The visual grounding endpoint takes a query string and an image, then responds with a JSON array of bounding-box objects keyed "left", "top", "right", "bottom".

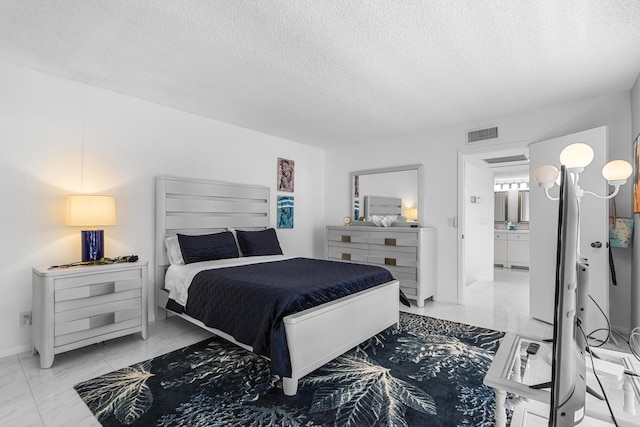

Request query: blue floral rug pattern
[{"left": 74, "top": 313, "right": 504, "bottom": 426}]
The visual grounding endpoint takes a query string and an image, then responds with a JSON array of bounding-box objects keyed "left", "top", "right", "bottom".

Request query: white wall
[
  {"left": 325, "top": 92, "right": 633, "bottom": 309},
  {"left": 0, "top": 61, "right": 325, "bottom": 357}
]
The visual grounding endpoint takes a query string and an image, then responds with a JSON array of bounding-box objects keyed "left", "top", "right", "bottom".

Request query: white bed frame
[{"left": 155, "top": 176, "right": 399, "bottom": 395}]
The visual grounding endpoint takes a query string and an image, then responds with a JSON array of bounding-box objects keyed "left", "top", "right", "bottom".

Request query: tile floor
[{"left": 0, "top": 267, "right": 626, "bottom": 426}]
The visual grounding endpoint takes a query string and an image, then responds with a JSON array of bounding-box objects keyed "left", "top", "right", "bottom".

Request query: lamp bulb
[
  {"left": 533, "top": 165, "right": 559, "bottom": 189},
  {"left": 559, "top": 143, "right": 594, "bottom": 169},
  {"left": 602, "top": 160, "right": 632, "bottom": 182}
]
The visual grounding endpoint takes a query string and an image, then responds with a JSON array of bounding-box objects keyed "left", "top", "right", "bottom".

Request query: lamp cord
[{"left": 579, "top": 324, "right": 620, "bottom": 427}]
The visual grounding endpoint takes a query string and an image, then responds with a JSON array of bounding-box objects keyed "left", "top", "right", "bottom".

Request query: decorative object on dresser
[
  {"left": 66, "top": 194, "right": 117, "bottom": 261},
  {"left": 32, "top": 261, "right": 148, "bottom": 369},
  {"left": 327, "top": 225, "right": 436, "bottom": 307}
]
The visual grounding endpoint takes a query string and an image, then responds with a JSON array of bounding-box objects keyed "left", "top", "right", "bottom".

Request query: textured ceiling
[{"left": 1, "top": 1, "right": 640, "bottom": 149}]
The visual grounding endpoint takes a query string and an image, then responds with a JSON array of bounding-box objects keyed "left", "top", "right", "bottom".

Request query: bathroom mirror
[
  {"left": 351, "top": 164, "right": 422, "bottom": 225},
  {"left": 494, "top": 192, "right": 508, "bottom": 223},
  {"left": 518, "top": 190, "right": 530, "bottom": 223}
]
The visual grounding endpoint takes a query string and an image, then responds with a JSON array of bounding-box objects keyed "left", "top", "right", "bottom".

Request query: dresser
[
  {"left": 32, "top": 261, "right": 148, "bottom": 368},
  {"left": 494, "top": 231, "right": 529, "bottom": 268},
  {"left": 326, "top": 226, "right": 436, "bottom": 307}
]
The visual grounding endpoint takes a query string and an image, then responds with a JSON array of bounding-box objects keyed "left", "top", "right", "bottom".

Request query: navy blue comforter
[{"left": 182, "top": 257, "right": 394, "bottom": 377}]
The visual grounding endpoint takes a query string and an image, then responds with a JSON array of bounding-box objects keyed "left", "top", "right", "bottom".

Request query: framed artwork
[
  {"left": 277, "top": 158, "right": 295, "bottom": 192},
  {"left": 277, "top": 195, "right": 294, "bottom": 229},
  {"left": 634, "top": 133, "right": 639, "bottom": 213}
]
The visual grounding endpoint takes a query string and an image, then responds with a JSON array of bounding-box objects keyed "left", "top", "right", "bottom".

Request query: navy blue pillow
[
  {"left": 177, "top": 232, "right": 239, "bottom": 264},
  {"left": 236, "top": 228, "right": 283, "bottom": 256}
]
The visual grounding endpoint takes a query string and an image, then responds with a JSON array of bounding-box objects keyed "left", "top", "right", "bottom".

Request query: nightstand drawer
[
  {"left": 54, "top": 269, "right": 142, "bottom": 292},
  {"left": 54, "top": 288, "right": 141, "bottom": 314},
  {"left": 55, "top": 317, "right": 142, "bottom": 347},
  {"left": 55, "top": 307, "right": 142, "bottom": 336},
  {"left": 55, "top": 293, "right": 141, "bottom": 323},
  {"left": 55, "top": 278, "right": 141, "bottom": 302}
]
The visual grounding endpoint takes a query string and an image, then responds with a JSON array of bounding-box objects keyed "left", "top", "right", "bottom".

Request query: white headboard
[{"left": 155, "top": 176, "right": 270, "bottom": 314}]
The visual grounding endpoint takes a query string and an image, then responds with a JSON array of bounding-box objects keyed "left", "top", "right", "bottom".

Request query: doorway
[{"left": 457, "top": 142, "right": 531, "bottom": 309}]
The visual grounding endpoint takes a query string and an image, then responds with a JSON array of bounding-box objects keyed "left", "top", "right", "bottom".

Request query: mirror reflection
[
  {"left": 352, "top": 165, "right": 421, "bottom": 225},
  {"left": 494, "top": 192, "right": 508, "bottom": 223}
]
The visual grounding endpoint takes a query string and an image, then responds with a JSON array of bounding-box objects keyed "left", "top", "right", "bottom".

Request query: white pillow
[
  {"left": 165, "top": 235, "right": 185, "bottom": 265},
  {"left": 226, "top": 227, "right": 244, "bottom": 257}
]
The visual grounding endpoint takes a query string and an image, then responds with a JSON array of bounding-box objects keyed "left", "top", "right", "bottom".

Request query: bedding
[
  {"left": 166, "top": 257, "right": 394, "bottom": 377},
  {"left": 236, "top": 228, "right": 283, "bottom": 256},
  {"left": 177, "top": 231, "right": 239, "bottom": 263}
]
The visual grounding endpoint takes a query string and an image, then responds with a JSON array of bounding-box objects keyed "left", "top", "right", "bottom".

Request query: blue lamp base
[{"left": 81, "top": 230, "right": 104, "bottom": 262}]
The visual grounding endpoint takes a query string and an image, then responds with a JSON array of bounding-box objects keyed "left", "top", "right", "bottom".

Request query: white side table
[
  {"left": 32, "top": 261, "right": 148, "bottom": 368},
  {"left": 484, "top": 333, "right": 640, "bottom": 427}
]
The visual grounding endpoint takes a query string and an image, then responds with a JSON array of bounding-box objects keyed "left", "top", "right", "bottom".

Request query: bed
[{"left": 155, "top": 176, "right": 400, "bottom": 396}]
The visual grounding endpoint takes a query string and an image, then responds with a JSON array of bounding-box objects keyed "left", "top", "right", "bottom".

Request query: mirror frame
[
  {"left": 351, "top": 164, "right": 423, "bottom": 226},
  {"left": 494, "top": 191, "right": 508, "bottom": 223},
  {"left": 518, "top": 190, "right": 530, "bottom": 223}
]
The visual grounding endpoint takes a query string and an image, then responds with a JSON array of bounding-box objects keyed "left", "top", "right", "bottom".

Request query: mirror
[
  {"left": 351, "top": 164, "right": 422, "bottom": 225},
  {"left": 494, "top": 192, "right": 508, "bottom": 222},
  {"left": 518, "top": 190, "right": 530, "bottom": 223}
]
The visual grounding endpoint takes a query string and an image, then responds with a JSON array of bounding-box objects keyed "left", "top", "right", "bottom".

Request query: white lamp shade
[
  {"left": 602, "top": 160, "right": 633, "bottom": 182},
  {"left": 559, "top": 143, "right": 594, "bottom": 169},
  {"left": 533, "top": 165, "right": 559, "bottom": 188},
  {"left": 66, "top": 195, "right": 116, "bottom": 227},
  {"left": 407, "top": 208, "right": 418, "bottom": 221}
]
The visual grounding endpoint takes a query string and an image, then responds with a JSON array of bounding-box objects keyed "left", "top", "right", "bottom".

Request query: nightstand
[{"left": 32, "top": 261, "right": 148, "bottom": 368}]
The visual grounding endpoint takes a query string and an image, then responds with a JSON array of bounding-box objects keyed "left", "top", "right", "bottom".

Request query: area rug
[{"left": 74, "top": 313, "right": 505, "bottom": 426}]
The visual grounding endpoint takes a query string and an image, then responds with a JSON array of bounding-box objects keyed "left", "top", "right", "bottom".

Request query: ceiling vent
[
  {"left": 482, "top": 154, "right": 529, "bottom": 164},
  {"left": 466, "top": 126, "right": 499, "bottom": 144}
]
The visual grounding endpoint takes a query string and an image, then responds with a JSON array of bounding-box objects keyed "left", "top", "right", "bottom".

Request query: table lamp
[{"left": 66, "top": 195, "right": 116, "bottom": 261}]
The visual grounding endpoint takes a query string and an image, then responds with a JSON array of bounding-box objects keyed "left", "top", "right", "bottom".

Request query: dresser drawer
[
  {"left": 400, "top": 284, "right": 419, "bottom": 298},
  {"left": 327, "top": 229, "right": 368, "bottom": 245},
  {"left": 368, "top": 250, "right": 418, "bottom": 268},
  {"left": 381, "top": 265, "right": 417, "bottom": 282},
  {"left": 367, "top": 233, "right": 419, "bottom": 248},
  {"left": 327, "top": 246, "right": 368, "bottom": 263}
]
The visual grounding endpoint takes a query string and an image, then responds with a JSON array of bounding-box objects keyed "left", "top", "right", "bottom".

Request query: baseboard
[{"left": 0, "top": 343, "right": 32, "bottom": 359}]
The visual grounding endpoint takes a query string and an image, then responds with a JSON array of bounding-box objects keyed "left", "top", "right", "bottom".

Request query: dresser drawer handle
[
  {"left": 89, "top": 313, "right": 115, "bottom": 329},
  {"left": 384, "top": 238, "right": 397, "bottom": 246},
  {"left": 384, "top": 258, "right": 397, "bottom": 266},
  {"left": 342, "top": 253, "right": 352, "bottom": 261},
  {"left": 341, "top": 236, "right": 352, "bottom": 243}
]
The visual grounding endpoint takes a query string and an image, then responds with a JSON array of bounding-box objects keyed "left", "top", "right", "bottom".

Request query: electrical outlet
[{"left": 20, "top": 311, "right": 32, "bottom": 327}]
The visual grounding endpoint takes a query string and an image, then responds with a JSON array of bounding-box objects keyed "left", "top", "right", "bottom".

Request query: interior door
[{"left": 529, "top": 126, "right": 609, "bottom": 336}]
